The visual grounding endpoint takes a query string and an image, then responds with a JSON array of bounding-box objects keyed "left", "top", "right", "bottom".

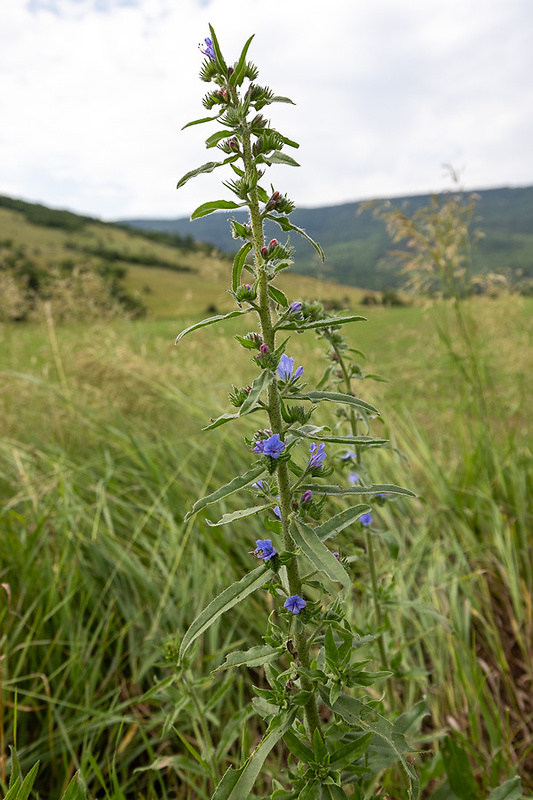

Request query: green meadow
[{"left": 1, "top": 284, "right": 532, "bottom": 796}]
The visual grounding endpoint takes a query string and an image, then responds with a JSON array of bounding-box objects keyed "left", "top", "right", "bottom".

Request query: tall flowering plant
[{"left": 174, "top": 27, "right": 420, "bottom": 799}]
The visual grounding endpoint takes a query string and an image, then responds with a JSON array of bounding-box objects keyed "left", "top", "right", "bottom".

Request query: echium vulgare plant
[{"left": 173, "top": 26, "right": 421, "bottom": 800}]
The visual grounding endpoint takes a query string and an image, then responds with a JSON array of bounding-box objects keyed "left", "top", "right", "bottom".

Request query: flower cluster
[{"left": 308, "top": 442, "right": 327, "bottom": 469}]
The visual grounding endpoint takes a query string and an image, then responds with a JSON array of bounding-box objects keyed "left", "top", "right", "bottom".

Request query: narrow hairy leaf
[
  {"left": 328, "top": 733, "right": 373, "bottom": 770},
  {"left": 232, "top": 242, "right": 253, "bottom": 291},
  {"left": 4, "top": 763, "right": 40, "bottom": 800},
  {"left": 239, "top": 369, "right": 273, "bottom": 415},
  {"left": 205, "top": 129, "right": 235, "bottom": 148},
  {"left": 290, "top": 391, "right": 379, "bottom": 416},
  {"left": 206, "top": 503, "right": 273, "bottom": 527},
  {"left": 184, "top": 464, "right": 266, "bottom": 521},
  {"left": 60, "top": 773, "right": 87, "bottom": 800},
  {"left": 179, "top": 564, "right": 272, "bottom": 659},
  {"left": 229, "top": 33, "right": 255, "bottom": 86},
  {"left": 278, "top": 314, "right": 367, "bottom": 331},
  {"left": 268, "top": 285, "right": 289, "bottom": 307},
  {"left": 175, "top": 308, "right": 254, "bottom": 344},
  {"left": 299, "top": 483, "right": 416, "bottom": 498},
  {"left": 315, "top": 504, "right": 372, "bottom": 542},
  {"left": 191, "top": 200, "right": 243, "bottom": 220},
  {"left": 208, "top": 24, "right": 228, "bottom": 74},
  {"left": 283, "top": 729, "right": 314, "bottom": 763},
  {"left": 292, "top": 430, "right": 388, "bottom": 447},
  {"left": 265, "top": 152, "right": 300, "bottom": 167},
  {"left": 214, "top": 645, "right": 280, "bottom": 671},
  {"left": 182, "top": 115, "right": 221, "bottom": 129},
  {"left": 177, "top": 161, "right": 224, "bottom": 190},
  {"left": 291, "top": 520, "right": 351, "bottom": 589},
  {"left": 265, "top": 213, "right": 324, "bottom": 260},
  {"left": 202, "top": 406, "right": 263, "bottom": 431}
]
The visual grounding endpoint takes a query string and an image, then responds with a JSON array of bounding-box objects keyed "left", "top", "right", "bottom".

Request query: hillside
[
  {"left": 0, "top": 195, "right": 369, "bottom": 319},
  {"left": 122, "top": 185, "right": 533, "bottom": 291}
]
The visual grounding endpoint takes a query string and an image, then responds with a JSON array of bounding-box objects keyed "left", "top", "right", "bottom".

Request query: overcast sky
[{"left": 1, "top": 0, "right": 532, "bottom": 221}]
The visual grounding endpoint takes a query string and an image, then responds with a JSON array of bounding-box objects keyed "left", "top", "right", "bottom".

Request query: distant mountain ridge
[{"left": 121, "top": 185, "right": 533, "bottom": 291}]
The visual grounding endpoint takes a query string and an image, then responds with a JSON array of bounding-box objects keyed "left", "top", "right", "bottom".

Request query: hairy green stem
[{"left": 241, "top": 120, "right": 322, "bottom": 739}]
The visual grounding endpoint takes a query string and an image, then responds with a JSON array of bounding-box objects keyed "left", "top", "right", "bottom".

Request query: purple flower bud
[
  {"left": 252, "top": 440, "right": 265, "bottom": 454},
  {"left": 333, "top": 552, "right": 340, "bottom": 559},
  {"left": 273, "top": 505, "right": 281, "bottom": 518},
  {"left": 349, "top": 472, "right": 359, "bottom": 485},
  {"left": 284, "top": 595, "right": 307, "bottom": 614},
  {"left": 360, "top": 513, "right": 373, "bottom": 527},
  {"left": 301, "top": 490, "right": 313, "bottom": 504},
  {"left": 290, "top": 301, "right": 302, "bottom": 314},
  {"left": 261, "top": 246, "right": 268, "bottom": 259},
  {"left": 268, "top": 239, "right": 278, "bottom": 249},
  {"left": 260, "top": 343, "right": 269, "bottom": 355}
]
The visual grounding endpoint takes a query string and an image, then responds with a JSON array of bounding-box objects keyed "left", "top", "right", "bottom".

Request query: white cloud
[{"left": 0, "top": 0, "right": 532, "bottom": 219}]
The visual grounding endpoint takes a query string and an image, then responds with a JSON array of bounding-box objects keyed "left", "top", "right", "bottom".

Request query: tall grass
[{"left": 0, "top": 296, "right": 531, "bottom": 796}]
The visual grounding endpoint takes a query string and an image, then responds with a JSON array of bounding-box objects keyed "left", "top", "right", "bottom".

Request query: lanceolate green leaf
[
  {"left": 290, "top": 391, "right": 379, "bottom": 416},
  {"left": 179, "top": 564, "right": 272, "bottom": 660},
  {"left": 314, "top": 504, "right": 372, "bottom": 542},
  {"left": 291, "top": 520, "right": 351, "bottom": 589},
  {"left": 177, "top": 161, "right": 223, "bottom": 189},
  {"left": 214, "top": 644, "right": 280, "bottom": 671},
  {"left": 206, "top": 503, "right": 273, "bottom": 527},
  {"left": 264, "top": 152, "right": 300, "bottom": 167},
  {"left": 292, "top": 430, "right": 388, "bottom": 447},
  {"left": 328, "top": 733, "right": 373, "bottom": 770},
  {"left": 208, "top": 23, "right": 228, "bottom": 74},
  {"left": 202, "top": 406, "right": 263, "bottom": 431},
  {"left": 278, "top": 314, "right": 367, "bottom": 331},
  {"left": 239, "top": 369, "right": 273, "bottom": 415},
  {"left": 232, "top": 242, "right": 253, "bottom": 291},
  {"left": 229, "top": 33, "right": 255, "bottom": 86},
  {"left": 184, "top": 464, "right": 266, "bottom": 521},
  {"left": 268, "top": 284, "right": 289, "bottom": 307},
  {"left": 175, "top": 308, "right": 254, "bottom": 344},
  {"left": 176, "top": 155, "right": 238, "bottom": 190},
  {"left": 299, "top": 483, "right": 416, "bottom": 499},
  {"left": 205, "top": 129, "right": 235, "bottom": 148},
  {"left": 265, "top": 213, "right": 324, "bottom": 260},
  {"left": 210, "top": 712, "right": 296, "bottom": 800},
  {"left": 182, "top": 114, "right": 221, "bottom": 129},
  {"left": 191, "top": 200, "right": 243, "bottom": 220}
]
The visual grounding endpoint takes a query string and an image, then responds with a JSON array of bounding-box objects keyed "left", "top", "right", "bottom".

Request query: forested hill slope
[{"left": 121, "top": 185, "right": 533, "bottom": 290}]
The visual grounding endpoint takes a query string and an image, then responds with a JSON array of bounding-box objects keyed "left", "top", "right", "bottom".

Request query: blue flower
[
  {"left": 199, "top": 37, "right": 215, "bottom": 61},
  {"left": 308, "top": 442, "right": 326, "bottom": 468},
  {"left": 254, "top": 539, "right": 277, "bottom": 561},
  {"left": 341, "top": 450, "right": 357, "bottom": 461},
  {"left": 290, "top": 301, "right": 302, "bottom": 314},
  {"left": 277, "top": 354, "right": 304, "bottom": 382},
  {"left": 283, "top": 594, "right": 307, "bottom": 614},
  {"left": 360, "top": 513, "right": 373, "bottom": 527},
  {"left": 252, "top": 479, "right": 264, "bottom": 491},
  {"left": 262, "top": 433, "right": 285, "bottom": 459},
  {"left": 349, "top": 472, "right": 359, "bottom": 485},
  {"left": 273, "top": 497, "right": 281, "bottom": 518}
]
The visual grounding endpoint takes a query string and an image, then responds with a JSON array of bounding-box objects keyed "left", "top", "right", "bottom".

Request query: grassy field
[{"left": 0, "top": 287, "right": 532, "bottom": 798}]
